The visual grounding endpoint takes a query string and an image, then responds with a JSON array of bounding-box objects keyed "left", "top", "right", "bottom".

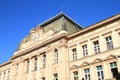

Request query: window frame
[
  {"left": 34, "top": 57, "right": 38, "bottom": 71},
  {"left": 84, "top": 68, "right": 90, "bottom": 80},
  {"left": 26, "top": 60, "right": 29, "bottom": 73},
  {"left": 93, "top": 40, "right": 100, "bottom": 54},
  {"left": 54, "top": 49, "right": 58, "bottom": 63},
  {"left": 72, "top": 48, "right": 77, "bottom": 60},
  {"left": 54, "top": 73, "right": 58, "bottom": 80},
  {"left": 110, "top": 62, "right": 118, "bottom": 77},
  {"left": 43, "top": 54, "right": 46, "bottom": 68},
  {"left": 82, "top": 45, "right": 88, "bottom": 57},
  {"left": 73, "top": 71, "right": 78, "bottom": 80},
  {"left": 96, "top": 65, "right": 104, "bottom": 80},
  {"left": 105, "top": 36, "right": 114, "bottom": 50}
]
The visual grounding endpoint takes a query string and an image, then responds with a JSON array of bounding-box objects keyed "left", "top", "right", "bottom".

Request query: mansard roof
[{"left": 39, "top": 12, "right": 83, "bottom": 29}]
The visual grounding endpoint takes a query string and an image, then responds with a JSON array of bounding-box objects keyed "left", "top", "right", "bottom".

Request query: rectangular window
[
  {"left": 73, "top": 71, "right": 78, "bottom": 80},
  {"left": 3, "top": 72, "right": 6, "bottom": 80},
  {"left": 84, "top": 68, "right": 90, "bottom": 80},
  {"left": 34, "top": 58, "right": 37, "bottom": 70},
  {"left": 43, "top": 54, "right": 46, "bottom": 68},
  {"left": 94, "top": 41, "right": 100, "bottom": 54},
  {"left": 54, "top": 49, "right": 58, "bottom": 63},
  {"left": 110, "top": 62, "right": 118, "bottom": 77},
  {"left": 42, "top": 77, "right": 45, "bottom": 80},
  {"left": 82, "top": 45, "right": 88, "bottom": 57},
  {"left": 72, "top": 48, "right": 77, "bottom": 60},
  {"left": 106, "top": 36, "right": 114, "bottom": 50},
  {"left": 27, "top": 60, "right": 29, "bottom": 73},
  {"left": 54, "top": 73, "right": 58, "bottom": 80},
  {"left": 16, "top": 63, "right": 19, "bottom": 74},
  {"left": 7, "top": 71, "right": 10, "bottom": 79},
  {"left": 0, "top": 74, "right": 1, "bottom": 80},
  {"left": 96, "top": 65, "right": 104, "bottom": 80}
]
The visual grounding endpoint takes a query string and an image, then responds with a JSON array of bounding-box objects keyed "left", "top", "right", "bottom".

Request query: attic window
[{"left": 33, "top": 35, "right": 38, "bottom": 41}]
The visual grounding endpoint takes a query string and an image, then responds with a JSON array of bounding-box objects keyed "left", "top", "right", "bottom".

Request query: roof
[{"left": 39, "top": 12, "right": 83, "bottom": 29}]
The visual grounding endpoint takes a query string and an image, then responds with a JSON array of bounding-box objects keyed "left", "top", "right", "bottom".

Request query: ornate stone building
[{"left": 0, "top": 13, "right": 120, "bottom": 80}]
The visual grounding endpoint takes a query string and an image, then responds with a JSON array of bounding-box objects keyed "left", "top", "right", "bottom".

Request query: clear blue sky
[{"left": 0, "top": 0, "right": 120, "bottom": 64}]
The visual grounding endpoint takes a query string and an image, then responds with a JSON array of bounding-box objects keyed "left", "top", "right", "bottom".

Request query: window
[
  {"left": 110, "top": 62, "right": 118, "bottom": 77},
  {"left": 73, "top": 71, "right": 78, "bottom": 80},
  {"left": 54, "top": 73, "right": 58, "bottom": 80},
  {"left": 43, "top": 54, "right": 46, "bottom": 68},
  {"left": 84, "top": 68, "right": 90, "bottom": 80},
  {"left": 16, "top": 63, "right": 19, "bottom": 74},
  {"left": 54, "top": 49, "right": 58, "bottom": 63},
  {"left": 94, "top": 41, "right": 100, "bottom": 54},
  {"left": 96, "top": 65, "right": 104, "bottom": 80},
  {"left": 42, "top": 77, "right": 45, "bottom": 80},
  {"left": 0, "top": 74, "right": 1, "bottom": 80},
  {"left": 72, "top": 48, "right": 77, "bottom": 60},
  {"left": 106, "top": 36, "right": 113, "bottom": 50},
  {"left": 3, "top": 72, "right": 6, "bottom": 80},
  {"left": 7, "top": 71, "right": 10, "bottom": 79},
  {"left": 27, "top": 60, "right": 29, "bottom": 73},
  {"left": 34, "top": 58, "right": 37, "bottom": 70},
  {"left": 33, "top": 35, "right": 38, "bottom": 41},
  {"left": 82, "top": 45, "right": 88, "bottom": 57}
]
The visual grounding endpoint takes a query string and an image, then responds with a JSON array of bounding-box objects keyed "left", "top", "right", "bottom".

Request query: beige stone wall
[
  {"left": 0, "top": 14, "right": 120, "bottom": 80},
  {"left": 69, "top": 20, "right": 120, "bottom": 80}
]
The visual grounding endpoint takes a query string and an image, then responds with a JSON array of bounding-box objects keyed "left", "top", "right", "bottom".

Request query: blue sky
[{"left": 0, "top": 0, "right": 120, "bottom": 64}]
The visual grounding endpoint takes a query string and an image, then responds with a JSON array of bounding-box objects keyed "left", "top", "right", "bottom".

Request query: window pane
[
  {"left": 82, "top": 45, "right": 88, "bottom": 57},
  {"left": 54, "top": 49, "right": 58, "bottom": 63},
  {"left": 73, "top": 71, "right": 78, "bottom": 80},
  {"left": 106, "top": 36, "right": 114, "bottom": 50},
  {"left": 94, "top": 40, "right": 100, "bottom": 54},
  {"left": 72, "top": 48, "right": 77, "bottom": 60}
]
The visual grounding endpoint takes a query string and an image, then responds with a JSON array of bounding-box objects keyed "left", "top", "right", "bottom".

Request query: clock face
[{"left": 33, "top": 35, "right": 38, "bottom": 41}]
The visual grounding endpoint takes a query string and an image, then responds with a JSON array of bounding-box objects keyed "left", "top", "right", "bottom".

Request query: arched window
[{"left": 54, "top": 49, "right": 58, "bottom": 63}]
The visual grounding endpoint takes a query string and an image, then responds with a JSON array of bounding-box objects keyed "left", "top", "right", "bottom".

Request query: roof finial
[{"left": 60, "top": 5, "right": 63, "bottom": 13}]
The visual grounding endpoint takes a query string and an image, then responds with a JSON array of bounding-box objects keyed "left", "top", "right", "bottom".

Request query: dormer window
[{"left": 33, "top": 35, "right": 38, "bottom": 41}]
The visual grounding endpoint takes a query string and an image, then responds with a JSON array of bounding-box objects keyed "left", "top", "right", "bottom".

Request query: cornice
[
  {"left": 11, "top": 33, "right": 69, "bottom": 60},
  {"left": 0, "top": 60, "right": 12, "bottom": 67},
  {"left": 69, "top": 14, "right": 120, "bottom": 39}
]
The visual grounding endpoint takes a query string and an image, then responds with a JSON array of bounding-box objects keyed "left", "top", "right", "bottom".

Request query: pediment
[
  {"left": 106, "top": 55, "right": 116, "bottom": 60},
  {"left": 93, "top": 58, "right": 103, "bottom": 63},
  {"left": 70, "top": 65, "right": 79, "bottom": 69},
  {"left": 81, "top": 62, "right": 90, "bottom": 67}
]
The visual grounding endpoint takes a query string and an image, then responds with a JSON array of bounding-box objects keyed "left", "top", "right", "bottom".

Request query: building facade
[{"left": 0, "top": 13, "right": 120, "bottom": 80}]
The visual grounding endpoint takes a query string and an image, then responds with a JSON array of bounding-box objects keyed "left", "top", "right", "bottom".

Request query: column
[
  {"left": 70, "top": 71, "right": 73, "bottom": 80},
  {"left": 112, "top": 30, "right": 120, "bottom": 48},
  {"left": 103, "top": 61, "right": 112, "bottom": 79},
  {"left": 79, "top": 68, "right": 83, "bottom": 80},
  {"left": 116, "top": 57, "right": 120, "bottom": 73}
]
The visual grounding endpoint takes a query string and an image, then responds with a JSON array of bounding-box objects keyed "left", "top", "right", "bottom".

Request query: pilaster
[
  {"left": 90, "top": 64, "right": 97, "bottom": 80},
  {"left": 112, "top": 30, "right": 120, "bottom": 48},
  {"left": 116, "top": 57, "right": 120, "bottom": 73},
  {"left": 99, "top": 35, "right": 107, "bottom": 52},
  {"left": 87, "top": 39, "right": 94, "bottom": 56},
  {"left": 103, "top": 61, "right": 112, "bottom": 79}
]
